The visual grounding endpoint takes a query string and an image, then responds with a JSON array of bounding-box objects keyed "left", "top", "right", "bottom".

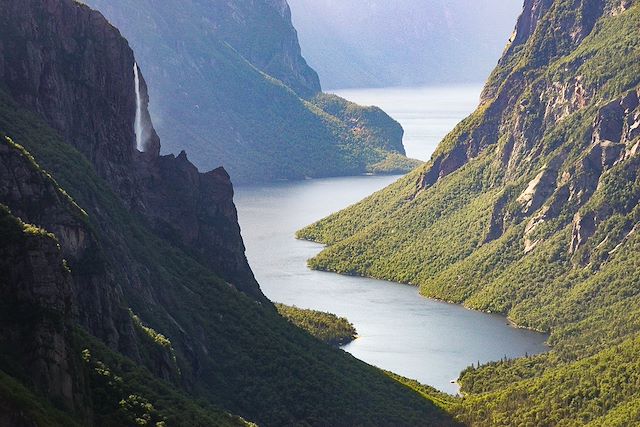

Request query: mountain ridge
[{"left": 299, "top": 0, "right": 640, "bottom": 423}]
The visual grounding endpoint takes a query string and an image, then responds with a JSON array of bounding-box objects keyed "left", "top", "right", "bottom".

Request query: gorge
[
  {"left": 1, "top": 0, "right": 638, "bottom": 425},
  {"left": 235, "top": 174, "right": 549, "bottom": 395},
  {"left": 0, "top": 0, "right": 455, "bottom": 424}
]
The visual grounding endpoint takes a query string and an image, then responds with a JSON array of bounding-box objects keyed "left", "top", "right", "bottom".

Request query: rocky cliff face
[
  {"left": 0, "top": 0, "right": 263, "bottom": 409},
  {"left": 81, "top": 0, "right": 415, "bottom": 182},
  {"left": 0, "top": 0, "right": 143, "bottom": 199},
  {"left": 0, "top": 0, "right": 262, "bottom": 300},
  {"left": 82, "top": 0, "right": 320, "bottom": 98},
  {"left": 0, "top": 1, "right": 456, "bottom": 425},
  {"left": 420, "top": 0, "right": 638, "bottom": 193},
  {"left": 0, "top": 135, "right": 148, "bottom": 368},
  {"left": 208, "top": 0, "right": 321, "bottom": 97},
  {"left": 0, "top": 203, "right": 78, "bottom": 412},
  {"left": 0, "top": 139, "right": 89, "bottom": 259},
  {"left": 147, "top": 151, "right": 261, "bottom": 295}
]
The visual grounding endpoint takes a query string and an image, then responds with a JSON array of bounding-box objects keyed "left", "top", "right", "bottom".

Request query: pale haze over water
[{"left": 334, "top": 84, "right": 483, "bottom": 161}]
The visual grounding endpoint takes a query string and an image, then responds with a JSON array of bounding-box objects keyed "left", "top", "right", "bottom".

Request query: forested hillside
[
  {"left": 299, "top": 0, "right": 640, "bottom": 423},
  {"left": 80, "top": 0, "right": 420, "bottom": 182}
]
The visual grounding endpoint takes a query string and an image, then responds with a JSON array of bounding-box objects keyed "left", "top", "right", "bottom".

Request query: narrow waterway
[{"left": 234, "top": 86, "right": 547, "bottom": 394}]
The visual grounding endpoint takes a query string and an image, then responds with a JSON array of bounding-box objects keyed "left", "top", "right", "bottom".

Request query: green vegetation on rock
[
  {"left": 299, "top": 1, "right": 640, "bottom": 424},
  {"left": 275, "top": 304, "right": 357, "bottom": 346}
]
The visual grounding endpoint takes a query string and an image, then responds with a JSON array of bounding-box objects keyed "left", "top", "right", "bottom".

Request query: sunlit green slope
[{"left": 299, "top": 1, "right": 640, "bottom": 423}]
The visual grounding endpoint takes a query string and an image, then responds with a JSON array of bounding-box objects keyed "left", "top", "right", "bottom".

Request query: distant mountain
[
  {"left": 80, "top": 0, "right": 420, "bottom": 183},
  {"left": 299, "top": 0, "right": 640, "bottom": 423},
  {"left": 288, "top": 0, "right": 523, "bottom": 89}
]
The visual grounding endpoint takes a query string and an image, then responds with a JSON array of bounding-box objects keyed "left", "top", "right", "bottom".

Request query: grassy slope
[
  {"left": 298, "top": 1, "right": 640, "bottom": 424},
  {"left": 0, "top": 88, "right": 455, "bottom": 425}
]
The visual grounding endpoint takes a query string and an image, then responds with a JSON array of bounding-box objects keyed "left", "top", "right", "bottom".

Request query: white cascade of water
[{"left": 133, "top": 62, "right": 144, "bottom": 151}]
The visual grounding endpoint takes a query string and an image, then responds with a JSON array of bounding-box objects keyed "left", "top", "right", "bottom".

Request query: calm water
[
  {"left": 236, "top": 86, "right": 546, "bottom": 394},
  {"left": 334, "top": 85, "right": 483, "bottom": 161},
  {"left": 235, "top": 176, "right": 547, "bottom": 395}
]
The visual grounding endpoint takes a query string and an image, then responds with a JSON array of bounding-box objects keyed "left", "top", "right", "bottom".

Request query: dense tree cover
[
  {"left": 299, "top": 1, "right": 640, "bottom": 424},
  {"left": 77, "top": 331, "right": 250, "bottom": 427},
  {"left": 275, "top": 304, "right": 357, "bottom": 346},
  {"left": 454, "top": 336, "right": 640, "bottom": 426},
  {"left": 0, "top": 87, "right": 455, "bottom": 424}
]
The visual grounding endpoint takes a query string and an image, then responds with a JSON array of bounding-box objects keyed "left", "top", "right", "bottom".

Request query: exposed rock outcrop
[
  {"left": 412, "top": 0, "right": 640, "bottom": 257},
  {"left": 0, "top": 205, "right": 78, "bottom": 411},
  {"left": 0, "top": 0, "right": 139, "bottom": 199},
  {"left": 516, "top": 163, "right": 559, "bottom": 216},
  {"left": 0, "top": 138, "right": 88, "bottom": 258},
  {"left": 0, "top": 0, "right": 263, "bottom": 301},
  {"left": 194, "top": 0, "right": 321, "bottom": 97},
  {"left": 0, "top": 136, "right": 134, "bottom": 357}
]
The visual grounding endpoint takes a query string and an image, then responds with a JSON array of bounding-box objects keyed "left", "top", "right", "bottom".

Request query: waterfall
[{"left": 133, "top": 62, "right": 144, "bottom": 151}]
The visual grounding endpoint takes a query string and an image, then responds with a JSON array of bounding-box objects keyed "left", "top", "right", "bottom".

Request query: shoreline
[{"left": 296, "top": 235, "right": 551, "bottom": 338}]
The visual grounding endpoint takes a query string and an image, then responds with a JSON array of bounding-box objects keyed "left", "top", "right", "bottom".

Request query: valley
[
  {"left": 1, "top": 0, "right": 638, "bottom": 425},
  {"left": 235, "top": 174, "right": 548, "bottom": 394}
]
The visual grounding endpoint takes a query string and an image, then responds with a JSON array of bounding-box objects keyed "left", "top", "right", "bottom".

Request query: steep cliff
[
  {"left": 0, "top": 0, "right": 454, "bottom": 424},
  {"left": 80, "top": 0, "right": 419, "bottom": 182},
  {"left": 0, "top": 0, "right": 262, "bottom": 300},
  {"left": 0, "top": 204, "right": 78, "bottom": 412},
  {"left": 299, "top": 0, "right": 640, "bottom": 424},
  {"left": 192, "top": 0, "right": 321, "bottom": 97}
]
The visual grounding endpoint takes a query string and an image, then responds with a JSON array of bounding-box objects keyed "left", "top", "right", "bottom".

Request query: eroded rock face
[
  {"left": 544, "top": 76, "right": 591, "bottom": 124},
  {"left": 0, "top": 139, "right": 87, "bottom": 259},
  {"left": 0, "top": 137, "right": 143, "bottom": 368},
  {"left": 516, "top": 165, "right": 558, "bottom": 216},
  {"left": 506, "top": 0, "right": 554, "bottom": 53},
  {"left": 0, "top": 0, "right": 139, "bottom": 200},
  {"left": 0, "top": 0, "right": 266, "bottom": 406},
  {"left": 0, "top": 206, "right": 77, "bottom": 411},
  {"left": 570, "top": 211, "right": 596, "bottom": 255},
  {"left": 198, "top": 0, "right": 322, "bottom": 98},
  {"left": 146, "top": 151, "right": 262, "bottom": 297},
  {"left": 412, "top": 1, "right": 640, "bottom": 256},
  {"left": 0, "top": 0, "right": 263, "bottom": 301}
]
